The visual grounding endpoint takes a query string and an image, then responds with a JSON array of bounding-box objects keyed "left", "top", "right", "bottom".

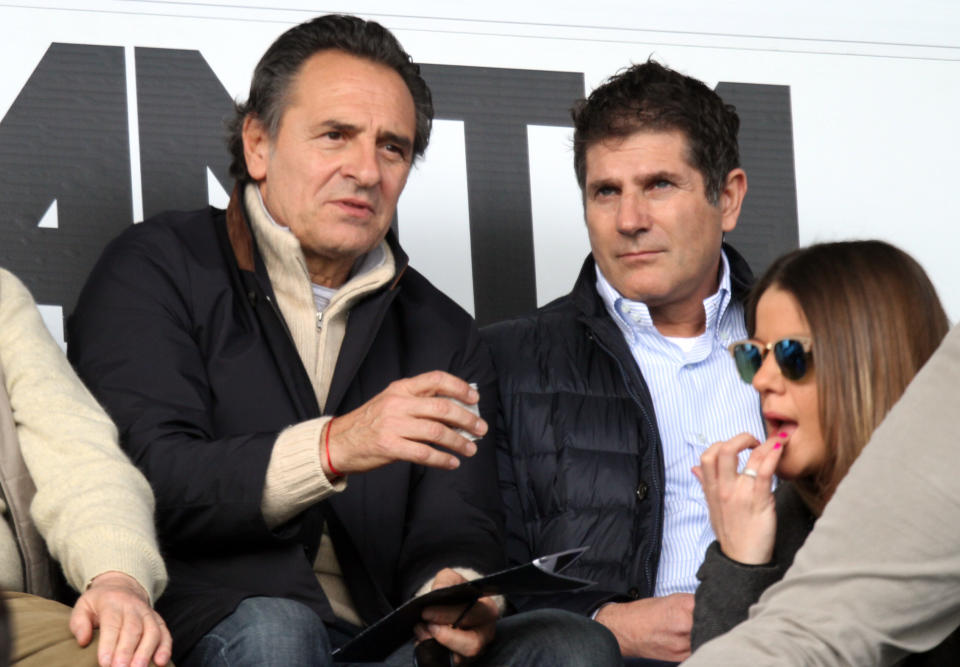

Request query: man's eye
[
  {"left": 323, "top": 131, "right": 343, "bottom": 141},
  {"left": 594, "top": 186, "right": 618, "bottom": 198},
  {"left": 384, "top": 144, "right": 406, "bottom": 158},
  {"left": 653, "top": 179, "right": 672, "bottom": 189}
]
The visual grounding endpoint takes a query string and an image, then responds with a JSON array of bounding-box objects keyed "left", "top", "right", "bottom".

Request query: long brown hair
[{"left": 747, "top": 240, "right": 950, "bottom": 512}]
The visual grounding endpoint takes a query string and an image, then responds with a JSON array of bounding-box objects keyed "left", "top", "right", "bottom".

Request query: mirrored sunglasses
[{"left": 728, "top": 337, "right": 813, "bottom": 383}]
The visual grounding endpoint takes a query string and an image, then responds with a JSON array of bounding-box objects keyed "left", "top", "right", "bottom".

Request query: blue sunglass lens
[
  {"left": 733, "top": 343, "right": 762, "bottom": 383},
  {"left": 774, "top": 339, "right": 808, "bottom": 380}
]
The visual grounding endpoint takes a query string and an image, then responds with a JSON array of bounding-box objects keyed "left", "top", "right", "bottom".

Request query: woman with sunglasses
[{"left": 689, "top": 240, "right": 954, "bottom": 661}]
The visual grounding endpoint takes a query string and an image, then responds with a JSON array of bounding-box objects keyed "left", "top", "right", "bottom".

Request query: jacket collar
[
  {"left": 723, "top": 242, "right": 754, "bottom": 303},
  {"left": 226, "top": 182, "right": 256, "bottom": 273}
]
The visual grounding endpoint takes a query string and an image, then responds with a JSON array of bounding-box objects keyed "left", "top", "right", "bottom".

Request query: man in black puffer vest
[{"left": 483, "top": 60, "right": 766, "bottom": 666}]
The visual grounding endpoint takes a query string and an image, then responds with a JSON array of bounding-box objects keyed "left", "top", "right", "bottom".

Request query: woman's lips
[{"left": 764, "top": 413, "right": 798, "bottom": 437}]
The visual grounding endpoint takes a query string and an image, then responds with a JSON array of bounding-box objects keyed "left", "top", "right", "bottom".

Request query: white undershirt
[
  {"left": 664, "top": 334, "right": 703, "bottom": 354},
  {"left": 311, "top": 283, "right": 336, "bottom": 314}
]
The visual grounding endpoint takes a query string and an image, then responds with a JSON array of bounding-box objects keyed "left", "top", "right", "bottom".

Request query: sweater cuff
[
  {"left": 261, "top": 417, "right": 346, "bottom": 528},
  {"left": 702, "top": 540, "right": 780, "bottom": 571},
  {"left": 73, "top": 528, "right": 168, "bottom": 604}
]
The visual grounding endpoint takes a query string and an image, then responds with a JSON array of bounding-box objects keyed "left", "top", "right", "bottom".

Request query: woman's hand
[{"left": 692, "top": 432, "right": 785, "bottom": 564}]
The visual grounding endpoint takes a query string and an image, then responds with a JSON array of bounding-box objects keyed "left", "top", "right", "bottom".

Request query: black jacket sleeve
[{"left": 68, "top": 223, "right": 280, "bottom": 553}]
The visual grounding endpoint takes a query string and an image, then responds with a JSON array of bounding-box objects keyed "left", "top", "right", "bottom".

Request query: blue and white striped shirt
[{"left": 595, "top": 251, "right": 765, "bottom": 596}]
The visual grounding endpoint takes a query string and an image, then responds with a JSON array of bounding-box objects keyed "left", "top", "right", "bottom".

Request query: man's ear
[
  {"left": 719, "top": 168, "right": 748, "bottom": 233},
  {"left": 242, "top": 115, "right": 270, "bottom": 181}
]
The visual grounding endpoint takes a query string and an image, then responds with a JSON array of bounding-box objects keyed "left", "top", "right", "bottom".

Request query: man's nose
[
  {"left": 342, "top": 141, "right": 381, "bottom": 187},
  {"left": 616, "top": 192, "right": 652, "bottom": 235}
]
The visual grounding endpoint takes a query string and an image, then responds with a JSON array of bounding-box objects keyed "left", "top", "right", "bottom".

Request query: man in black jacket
[
  {"left": 483, "top": 61, "right": 766, "bottom": 665},
  {"left": 68, "top": 14, "right": 619, "bottom": 667}
]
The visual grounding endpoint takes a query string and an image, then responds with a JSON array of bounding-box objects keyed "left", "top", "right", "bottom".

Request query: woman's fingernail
[
  {"left": 779, "top": 431, "right": 788, "bottom": 438},
  {"left": 774, "top": 442, "right": 782, "bottom": 449}
]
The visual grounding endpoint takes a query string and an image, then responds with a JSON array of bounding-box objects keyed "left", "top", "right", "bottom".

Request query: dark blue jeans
[{"left": 185, "top": 596, "right": 621, "bottom": 666}]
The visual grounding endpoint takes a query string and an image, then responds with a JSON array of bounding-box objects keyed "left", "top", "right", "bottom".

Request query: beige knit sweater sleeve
[
  {"left": 0, "top": 269, "right": 168, "bottom": 602},
  {"left": 261, "top": 417, "right": 343, "bottom": 527}
]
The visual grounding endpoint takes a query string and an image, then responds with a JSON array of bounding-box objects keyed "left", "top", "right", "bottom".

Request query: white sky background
[{"left": 2, "top": 0, "right": 958, "bottom": 322}]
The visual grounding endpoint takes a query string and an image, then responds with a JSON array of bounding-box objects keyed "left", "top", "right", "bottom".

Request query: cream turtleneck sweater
[{"left": 248, "top": 184, "right": 396, "bottom": 625}]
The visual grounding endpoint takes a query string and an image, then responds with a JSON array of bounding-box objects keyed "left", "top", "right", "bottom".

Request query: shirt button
[
  {"left": 628, "top": 587, "right": 640, "bottom": 599},
  {"left": 635, "top": 482, "right": 648, "bottom": 501}
]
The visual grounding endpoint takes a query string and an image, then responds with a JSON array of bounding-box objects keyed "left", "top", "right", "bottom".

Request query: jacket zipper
[
  {"left": 262, "top": 293, "right": 299, "bottom": 352},
  {"left": 589, "top": 330, "right": 665, "bottom": 596}
]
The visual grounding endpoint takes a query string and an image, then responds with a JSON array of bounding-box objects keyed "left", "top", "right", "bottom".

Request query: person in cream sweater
[{"left": 0, "top": 268, "right": 168, "bottom": 667}]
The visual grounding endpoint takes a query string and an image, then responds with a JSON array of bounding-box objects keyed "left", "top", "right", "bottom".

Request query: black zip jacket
[{"left": 67, "top": 189, "right": 504, "bottom": 662}]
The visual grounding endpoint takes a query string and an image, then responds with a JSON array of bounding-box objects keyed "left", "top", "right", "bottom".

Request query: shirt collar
[{"left": 595, "top": 250, "right": 734, "bottom": 343}]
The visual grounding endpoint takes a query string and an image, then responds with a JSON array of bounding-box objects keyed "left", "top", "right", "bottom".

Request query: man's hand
[
  {"left": 69, "top": 571, "right": 172, "bottom": 667},
  {"left": 323, "top": 371, "right": 486, "bottom": 476},
  {"left": 594, "top": 594, "right": 694, "bottom": 661},
  {"left": 414, "top": 568, "right": 499, "bottom": 664},
  {"left": 692, "top": 432, "right": 783, "bottom": 564}
]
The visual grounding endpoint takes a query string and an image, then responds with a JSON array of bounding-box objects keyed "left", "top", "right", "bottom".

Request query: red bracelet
[{"left": 325, "top": 417, "right": 343, "bottom": 478}]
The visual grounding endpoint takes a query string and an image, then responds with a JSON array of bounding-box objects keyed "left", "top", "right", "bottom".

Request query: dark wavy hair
[
  {"left": 572, "top": 59, "right": 740, "bottom": 204},
  {"left": 747, "top": 240, "right": 949, "bottom": 511},
  {"left": 226, "top": 14, "right": 434, "bottom": 182}
]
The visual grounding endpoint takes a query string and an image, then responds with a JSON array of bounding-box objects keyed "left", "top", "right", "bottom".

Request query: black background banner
[{"left": 0, "top": 43, "right": 798, "bottom": 329}]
